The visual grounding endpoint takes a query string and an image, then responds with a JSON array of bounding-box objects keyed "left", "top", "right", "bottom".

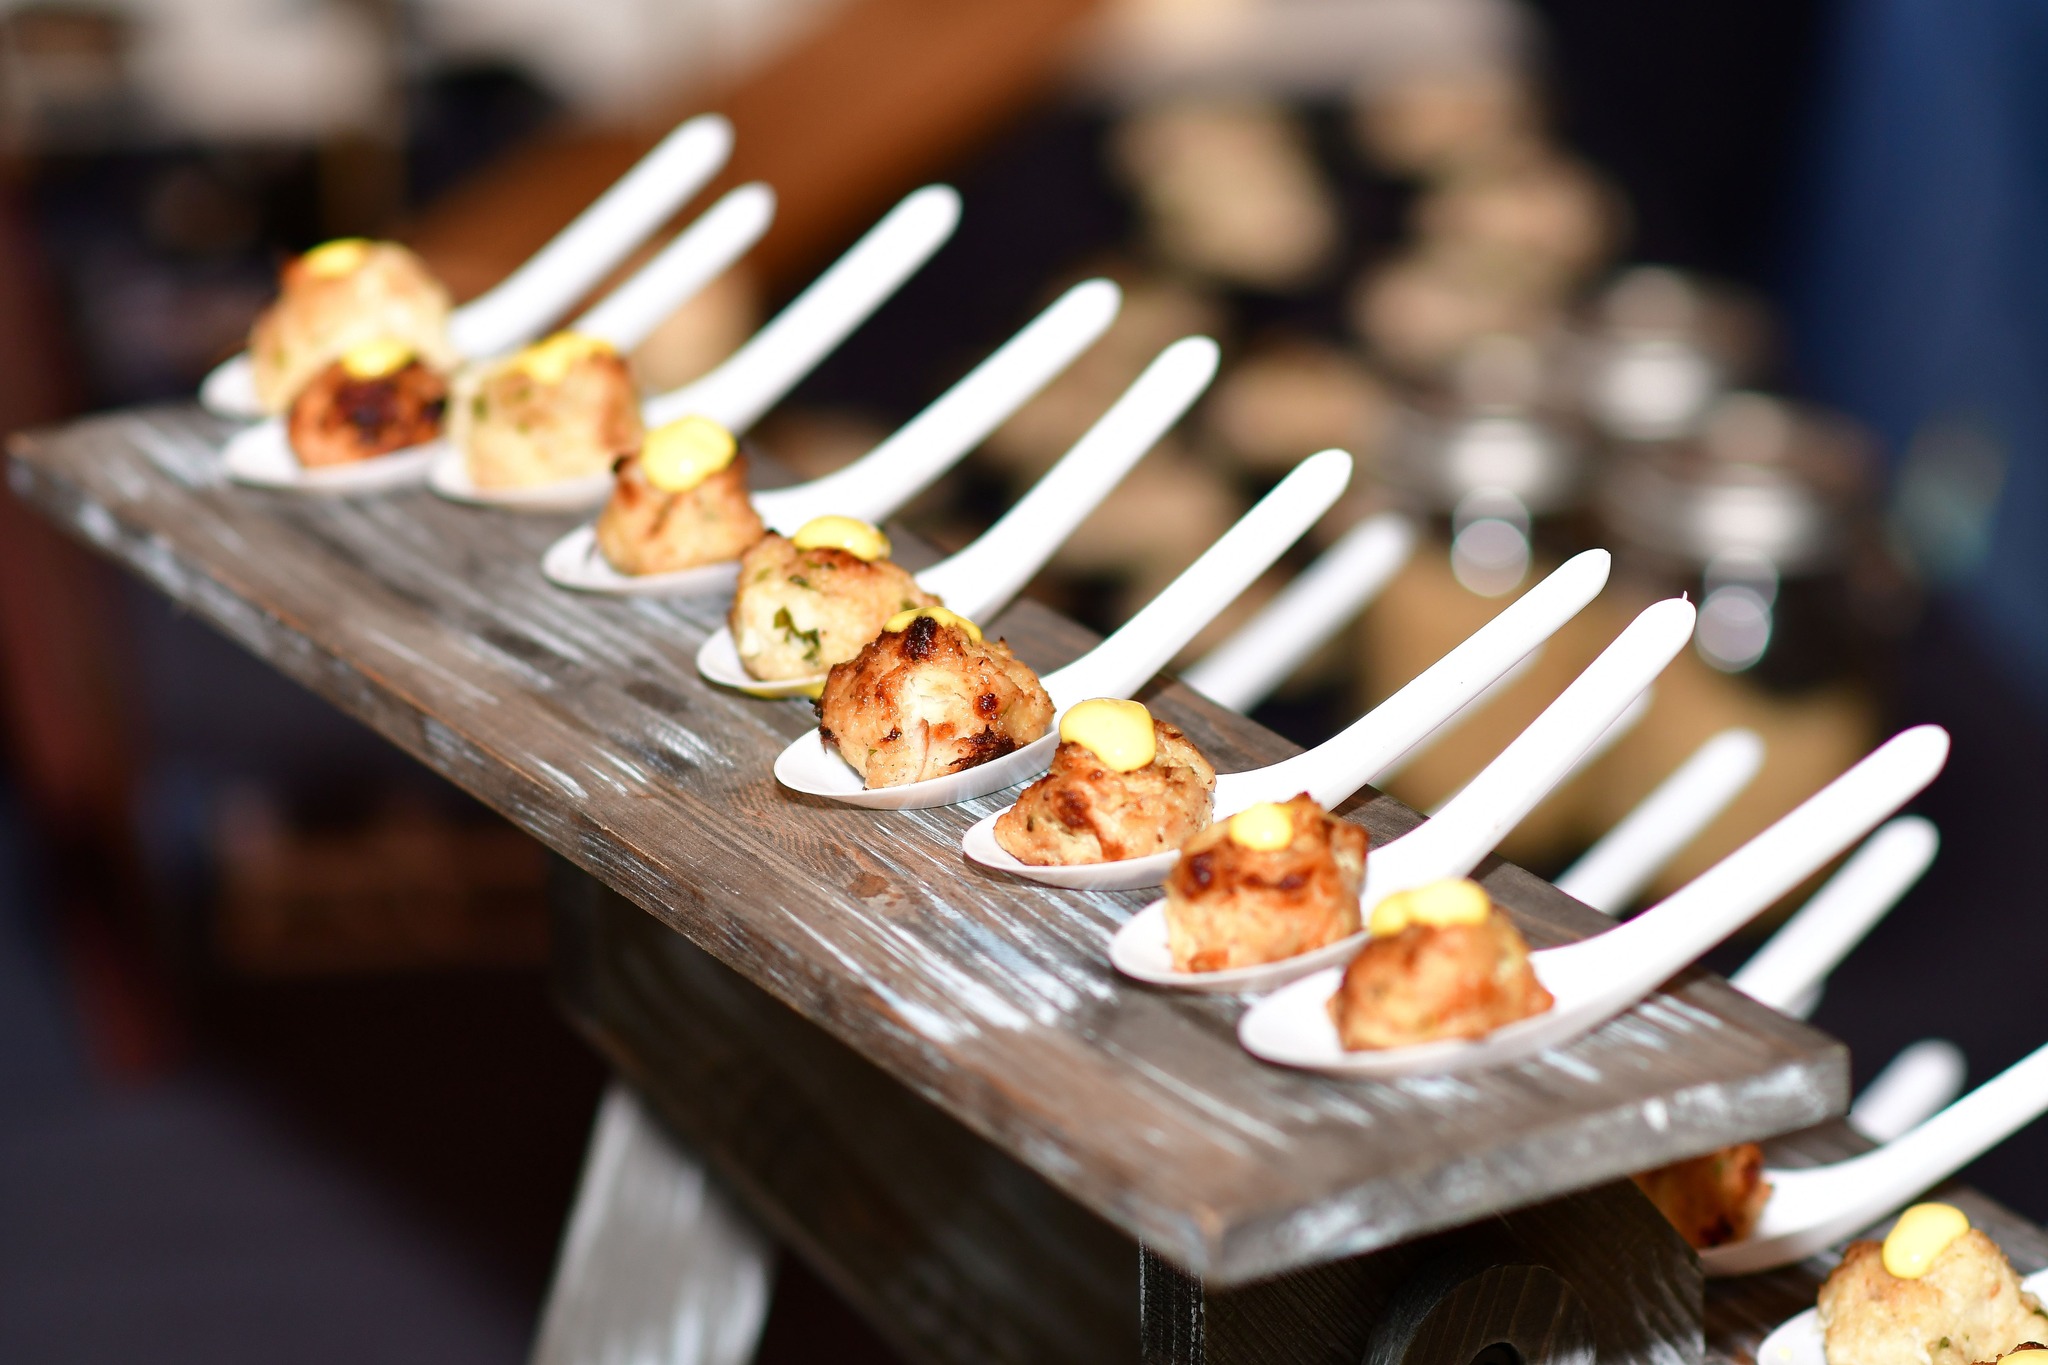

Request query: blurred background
[{"left": 2, "top": 0, "right": 2044, "bottom": 1359}]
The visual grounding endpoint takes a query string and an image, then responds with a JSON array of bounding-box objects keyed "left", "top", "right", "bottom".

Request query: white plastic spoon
[
  {"left": 224, "top": 182, "right": 776, "bottom": 495},
  {"left": 964, "top": 549, "right": 1613, "bottom": 893},
  {"left": 1757, "top": 1266, "right": 2048, "bottom": 1365},
  {"left": 1706, "top": 1020, "right": 2048, "bottom": 1276},
  {"left": 541, "top": 277, "right": 1121, "bottom": 597},
  {"left": 771, "top": 449, "right": 1355, "bottom": 811},
  {"left": 203, "top": 113, "right": 735, "bottom": 417},
  {"left": 1111, "top": 595, "right": 1693, "bottom": 992},
  {"left": 1555, "top": 728, "right": 1766, "bottom": 914},
  {"left": 1731, "top": 815, "right": 1938, "bottom": 1018},
  {"left": 696, "top": 336, "right": 1217, "bottom": 696},
  {"left": 1239, "top": 724, "right": 1950, "bottom": 1078},
  {"left": 1180, "top": 514, "right": 1416, "bottom": 712},
  {"left": 1851, "top": 1040, "right": 1968, "bottom": 1144},
  {"left": 433, "top": 185, "right": 962, "bottom": 511}
]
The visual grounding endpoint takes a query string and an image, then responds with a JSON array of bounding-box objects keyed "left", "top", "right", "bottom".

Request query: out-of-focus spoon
[
  {"left": 697, "top": 337, "right": 1216, "bottom": 696},
  {"left": 203, "top": 113, "right": 734, "bottom": 417},
  {"left": 770, "top": 450, "right": 1354, "bottom": 811}
]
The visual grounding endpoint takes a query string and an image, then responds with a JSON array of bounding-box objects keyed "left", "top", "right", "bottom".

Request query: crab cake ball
[
  {"left": 252, "top": 238, "right": 456, "bottom": 413},
  {"left": 596, "top": 416, "right": 765, "bottom": 575},
  {"left": 1819, "top": 1207, "right": 2048, "bottom": 1365},
  {"left": 1328, "top": 877, "right": 1553, "bottom": 1049},
  {"left": 995, "top": 698, "right": 1216, "bottom": 864},
  {"left": 728, "top": 517, "right": 937, "bottom": 680},
  {"left": 816, "top": 608, "right": 1054, "bottom": 788},
  {"left": 1630, "top": 1143, "right": 1771, "bottom": 1250},
  {"left": 449, "top": 331, "right": 644, "bottom": 489},
  {"left": 1163, "top": 796, "right": 1366, "bottom": 973},
  {"left": 286, "top": 340, "right": 449, "bottom": 468}
]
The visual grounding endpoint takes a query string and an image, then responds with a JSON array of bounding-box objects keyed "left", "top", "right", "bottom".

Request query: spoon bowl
[{"left": 1238, "top": 724, "right": 1951, "bottom": 1077}]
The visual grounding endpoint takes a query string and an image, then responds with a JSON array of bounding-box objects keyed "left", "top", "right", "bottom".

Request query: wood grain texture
[{"left": 9, "top": 405, "right": 1848, "bottom": 1284}]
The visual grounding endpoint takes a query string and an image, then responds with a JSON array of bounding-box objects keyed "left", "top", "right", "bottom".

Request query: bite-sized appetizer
[
  {"left": 815, "top": 607, "right": 1053, "bottom": 789},
  {"left": 594, "top": 416, "right": 765, "bottom": 575},
  {"left": 448, "top": 331, "right": 643, "bottom": 489},
  {"left": 728, "top": 517, "right": 936, "bottom": 680},
  {"left": 1630, "top": 1143, "right": 1770, "bottom": 1250},
  {"left": 1326, "top": 877, "right": 1553, "bottom": 1050},
  {"left": 1818, "top": 1203, "right": 2048, "bottom": 1365},
  {"left": 250, "top": 238, "right": 456, "bottom": 414},
  {"left": 1164, "top": 796, "right": 1366, "bottom": 973},
  {"left": 285, "top": 339, "right": 449, "bottom": 468},
  {"left": 994, "top": 698, "right": 1215, "bottom": 864}
]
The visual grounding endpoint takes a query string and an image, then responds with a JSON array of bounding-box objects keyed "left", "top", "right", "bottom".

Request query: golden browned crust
[
  {"left": 1163, "top": 795, "right": 1366, "bottom": 973},
  {"left": 594, "top": 452, "right": 767, "bottom": 575},
  {"left": 815, "top": 613, "right": 1053, "bottom": 788},
  {"left": 1818, "top": 1232, "right": 2048, "bottom": 1365},
  {"left": 1630, "top": 1143, "right": 1771, "bottom": 1249},
  {"left": 250, "top": 243, "right": 455, "bottom": 412},
  {"left": 728, "top": 535, "right": 937, "bottom": 680},
  {"left": 1328, "top": 906, "right": 1552, "bottom": 1049},
  {"left": 285, "top": 360, "right": 448, "bottom": 468},
  {"left": 993, "top": 721, "right": 1216, "bottom": 864},
  {"left": 449, "top": 348, "right": 643, "bottom": 489}
]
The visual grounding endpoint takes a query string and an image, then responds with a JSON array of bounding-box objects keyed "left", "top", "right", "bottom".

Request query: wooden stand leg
[
  {"left": 531, "top": 1081, "right": 773, "bottom": 1365},
  {"left": 553, "top": 866, "right": 1703, "bottom": 1365}
]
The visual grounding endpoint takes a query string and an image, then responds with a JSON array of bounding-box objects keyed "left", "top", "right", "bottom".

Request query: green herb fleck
[
  {"left": 773, "top": 607, "right": 822, "bottom": 663},
  {"left": 787, "top": 575, "right": 813, "bottom": 589},
  {"left": 472, "top": 396, "right": 488, "bottom": 420}
]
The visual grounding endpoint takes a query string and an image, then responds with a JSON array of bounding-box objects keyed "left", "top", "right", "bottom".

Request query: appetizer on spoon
[
  {"left": 204, "top": 113, "right": 735, "bottom": 418},
  {"left": 1237, "top": 723, "right": 1949, "bottom": 1078},
  {"left": 1108, "top": 593, "right": 1691, "bottom": 990},
  {"left": 432, "top": 185, "right": 961, "bottom": 512},
  {"left": 223, "top": 182, "right": 774, "bottom": 494},
  {"left": 541, "top": 277, "right": 1120, "bottom": 596},
  {"left": 964, "top": 549, "right": 1612, "bottom": 891},
  {"left": 696, "top": 336, "right": 1216, "bottom": 697},
  {"left": 771, "top": 449, "right": 1354, "bottom": 811},
  {"left": 1755, "top": 1203, "right": 2048, "bottom": 1365}
]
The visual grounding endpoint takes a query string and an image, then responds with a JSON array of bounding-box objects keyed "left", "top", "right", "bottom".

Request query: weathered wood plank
[{"left": 8, "top": 405, "right": 1848, "bottom": 1284}]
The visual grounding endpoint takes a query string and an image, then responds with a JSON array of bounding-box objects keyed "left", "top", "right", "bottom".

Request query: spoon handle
[
  {"left": 1238, "top": 550, "right": 1611, "bottom": 811},
  {"left": 646, "top": 185, "right": 961, "bottom": 432},
  {"left": 1182, "top": 513, "right": 1416, "bottom": 713},
  {"left": 1368, "top": 598, "right": 1696, "bottom": 894},
  {"left": 449, "top": 114, "right": 734, "bottom": 357},
  {"left": 571, "top": 184, "right": 775, "bottom": 352},
  {"left": 1850, "top": 1039, "right": 1967, "bottom": 1143},
  {"left": 751, "top": 277, "right": 1119, "bottom": 531},
  {"left": 1554, "top": 728, "right": 1765, "bottom": 914},
  {"left": 1559, "top": 726, "right": 1949, "bottom": 1000},
  {"left": 1044, "top": 450, "right": 1354, "bottom": 707},
  {"left": 917, "top": 337, "right": 1217, "bottom": 616},
  {"left": 1731, "top": 815, "right": 1938, "bottom": 1015}
]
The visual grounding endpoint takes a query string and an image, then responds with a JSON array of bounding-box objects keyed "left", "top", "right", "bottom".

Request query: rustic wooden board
[{"left": 8, "top": 405, "right": 1849, "bottom": 1285}]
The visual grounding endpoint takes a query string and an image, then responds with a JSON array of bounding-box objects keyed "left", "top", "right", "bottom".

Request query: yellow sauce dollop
[
  {"left": 1058, "top": 698, "right": 1156, "bottom": 772},
  {"left": 1882, "top": 1202, "right": 1969, "bottom": 1279},
  {"left": 2003, "top": 1353, "right": 2048, "bottom": 1365},
  {"left": 339, "top": 338, "right": 415, "bottom": 381},
  {"left": 1369, "top": 877, "right": 1492, "bottom": 938},
  {"left": 514, "top": 331, "right": 614, "bottom": 386},
  {"left": 792, "top": 515, "right": 890, "bottom": 561},
  {"left": 883, "top": 606, "right": 980, "bottom": 641},
  {"left": 1227, "top": 802, "right": 1295, "bottom": 851},
  {"left": 302, "top": 238, "right": 371, "bottom": 278},
  {"left": 640, "top": 416, "right": 737, "bottom": 493}
]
